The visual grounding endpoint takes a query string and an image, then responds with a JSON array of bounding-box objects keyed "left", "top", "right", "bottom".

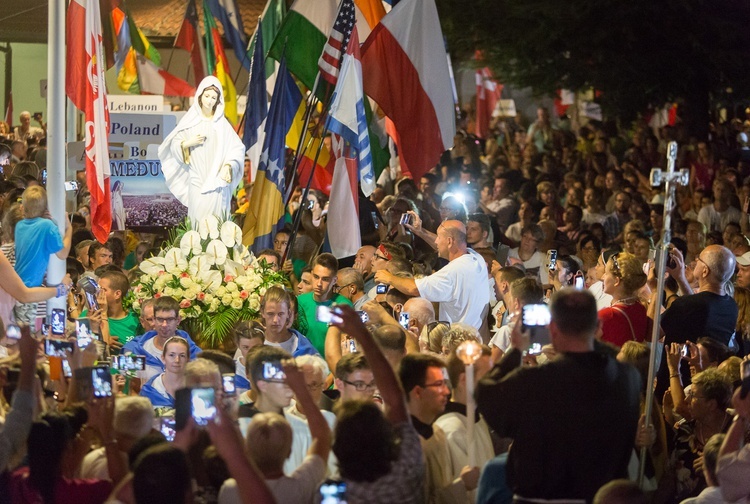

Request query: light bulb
[{"left": 456, "top": 339, "right": 483, "bottom": 365}]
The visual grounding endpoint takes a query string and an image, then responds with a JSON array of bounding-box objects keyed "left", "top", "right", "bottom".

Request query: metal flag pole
[{"left": 638, "top": 141, "right": 689, "bottom": 487}]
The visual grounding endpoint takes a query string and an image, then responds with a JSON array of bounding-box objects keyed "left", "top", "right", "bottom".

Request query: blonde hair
[
  {"left": 246, "top": 412, "right": 292, "bottom": 472},
  {"left": 21, "top": 185, "right": 48, "bottom": 218},
  {"left": 609, "top": 252, "right": 647, "bottom": 294},
  {"left": 441, "top": 323, "right": 481, "bottom": 355}
]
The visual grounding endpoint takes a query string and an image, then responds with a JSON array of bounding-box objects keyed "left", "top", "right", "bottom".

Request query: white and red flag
[
  {"left": 361, "top": 0, "right": 455, "bottom": 180},
  {"left": 475, "top": 63, "right": 502, "bottom": 139},
  {"left": 66, "top": 0, "right": 111, "bottom": 243}
]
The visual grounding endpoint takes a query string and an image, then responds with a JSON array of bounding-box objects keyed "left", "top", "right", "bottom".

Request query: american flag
[{"left": 318, "top": 0, "right": 356, "bottom": 86}]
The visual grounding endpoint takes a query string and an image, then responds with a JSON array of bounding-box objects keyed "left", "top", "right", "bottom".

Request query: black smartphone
[
  {"left": 160, "top": 417, "right": 176, "bottom": 441},
  {"left": 191, "top": 387, "right": 217, "bottom": 426},
  {"left": 222, "top": 373, "right": 236, "bottom": 396},
  {"left": 6, "top": 324, "right": 21, "bottom": 340},
  {"left": 262, "top": 361, "right": 286, "bottom": 381},
  {"left": 376, "top": 284, "right": 388, "bottom": 294},
  {"left": 41, "top": 169, "right": 47, "bottom": 186},
  {"left": 76, "top": 319, "right": 93, "bottom": 349},
  {"left": 92, "top": 367, "right": 113, "bottom": 398},
  {"left": 51, "top": 308, "right": 66, "bottom": 336},
  {"left": 399, "top": 312, "right": 410, "bottom": 330},
  {"left": 573, "top": 271, "right": 585, "bottom": 290},
  {"left": 45, "top": 338, "right": 74, "bottom": 357},
  {"left": 84, "top": 291, "right": 99, "bottom": 311},
  {"left": 116, "top": 354, "right": 146, "bottom": 372},
  {"left": 521, "top": 303, "right": 552, "bottom": 349},
  {"left": 495, "top": 244, "right": 510, "bottom": 267},
  {"left": 316, "top": 305, "right": 341, "bottom": 324},
  {"left": 319, "top": 480, "right": 347, "bottom": 503},
  {"left": 546, "top": 250, "right": 558, "bottom": 271}
]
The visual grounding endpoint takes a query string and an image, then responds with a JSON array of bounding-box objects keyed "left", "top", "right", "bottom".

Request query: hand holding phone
[{"left": 191, "top": 388, "right": 217, "bottom": 426}]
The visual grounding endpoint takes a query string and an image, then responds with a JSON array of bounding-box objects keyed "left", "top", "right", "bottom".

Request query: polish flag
[
  {"left": 475, "top": 66, "right": 502, "bottom": 139},
  {"left": 135, "top": 54, "right": 196, "bottom": 97},
  {"left": 66, "top": 0, "right": 111, "bottom": 243},
  {"left": 361, "top": 0, "right": 455, "bottom": 180}
]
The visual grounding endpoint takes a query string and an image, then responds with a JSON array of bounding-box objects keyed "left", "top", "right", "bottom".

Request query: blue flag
[
  {"left": 242, "top": 56, "right": 302, "bottom": 251},
  {"left": 243, "top": 19, "right": 268, "bottom": 178},
  {"left": 205, "top": 0, "right": 250, "bottom": 70}
]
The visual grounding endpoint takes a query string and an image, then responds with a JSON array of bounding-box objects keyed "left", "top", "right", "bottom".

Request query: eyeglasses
[
  {"left": 696, "top": 256, "right": 709, "bottom": 270},
  {"left": 373, "top": 254, "right": 389, "bottom": 262},
  {"left": 426, "top": 321, "right": 451, "bottom": 333},
  {"left": 422, "top": 379, "right": 450, "bottom": 390},
  {"left": 155, "top": 316, "right": 178, "bottom": 324},
  {"left": 341, "top": 379, "right": 378, "bottom": 392},
  {"left": 334, "top": 283, "right": 354, "bottom": 294},
  {"left": 610, "top": 254, "right": 622, "bottom": 277}
]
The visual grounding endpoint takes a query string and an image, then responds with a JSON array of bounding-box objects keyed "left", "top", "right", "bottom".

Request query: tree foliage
[{"left": 437, "top": 0, "right": 750, "bottom": 133}]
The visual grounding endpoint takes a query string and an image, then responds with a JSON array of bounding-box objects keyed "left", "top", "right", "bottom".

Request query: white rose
[
  {"left": 222, "top": 294, "right": 233, "bottom": 306},
  {"left": 210, "top": 299, "right": 220, "bottom": 311},
  {"left": 216, "top": 286, "right": 227, "bottom": 297},
  {"left": 194, "top": 305, "right": 202, "bottom": 314},
  {"left": 184, "top": 288, "right": 198, "bottom": 300},
  {"left": 231, "top": 291, "right": 240, "bottom": 300},
  {"left": 230, "top": 299, "right": 243, "bottom": 310},
  {"left": 203, "top": 293, "right": 214, "bottom": 304},
  {"left": 180, "top": 276, "right": 195, "bottom": 289},
  {"left": 248, "top": 297, "right": 260, "bottom": 311},
  {"left": 226, "top": 282, "right": 238, "bottom": 293},
  {"left": 173, "top": 288, "right": 185, "bottom": 299},
  {"left": 258, "top": 286, "right": 267, "bottom": 296}
]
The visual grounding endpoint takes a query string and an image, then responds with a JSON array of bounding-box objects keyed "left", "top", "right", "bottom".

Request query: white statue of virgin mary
[{"left": 158, "top": 76, "right": 246, "bottom": 224}]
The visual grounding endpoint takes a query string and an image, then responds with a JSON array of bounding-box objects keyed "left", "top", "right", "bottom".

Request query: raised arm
[
  {"left": 283, "top": 360, "right": 331, "bottom": 463},
  {"left": 331, "top": 305, "right": 409, "bottom": 424}
]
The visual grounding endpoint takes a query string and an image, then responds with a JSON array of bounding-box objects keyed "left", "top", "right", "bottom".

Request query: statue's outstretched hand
[{"left": 219, "top": 164, "right": 232, "bottom": 183}]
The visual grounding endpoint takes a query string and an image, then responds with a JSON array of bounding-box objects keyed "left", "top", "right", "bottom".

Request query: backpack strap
[{"left": 611, "top": 305, "right": 636, "bottom": 341}]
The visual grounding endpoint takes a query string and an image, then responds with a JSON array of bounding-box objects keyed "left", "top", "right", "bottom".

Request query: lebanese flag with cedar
[
  {"left": 361, "top": 0, "right": 455, "bottom": 180},
  {"left": 66, "top": 0, "right": 112, "bottom": 243}
]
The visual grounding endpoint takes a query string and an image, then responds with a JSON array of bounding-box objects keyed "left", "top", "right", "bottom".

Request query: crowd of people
[{"left": 4, "top": 105, "right": 750, "bottom": 504}]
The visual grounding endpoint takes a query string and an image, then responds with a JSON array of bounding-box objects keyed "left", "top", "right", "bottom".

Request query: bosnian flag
[
  {"left": 136, "top": 54, "right": 196, "bottom": 97},
  {"left": 66, "top": 0, "right": 111, "bottom": 243},
  {"left": 361, "top": 0, "right": 455, "bottom": 180},
  {"left": 325, "top": 25, "right": 374, "bottom": 196}
]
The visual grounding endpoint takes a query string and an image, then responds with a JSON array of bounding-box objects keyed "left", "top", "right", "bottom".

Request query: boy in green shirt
[{"left": 296, "top": 253, "right": 352, "bottom": 354}]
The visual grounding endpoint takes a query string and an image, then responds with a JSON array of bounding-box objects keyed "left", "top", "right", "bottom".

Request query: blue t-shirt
[{"left": 14, "top": 217, "right": 63, "bottom": 287}]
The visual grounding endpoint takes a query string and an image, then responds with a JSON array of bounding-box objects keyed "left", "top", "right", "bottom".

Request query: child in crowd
[{"left": 13, "top": 186, "right": 72, "bottom": 327}]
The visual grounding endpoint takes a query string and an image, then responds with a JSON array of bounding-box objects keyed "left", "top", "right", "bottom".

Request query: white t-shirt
[
  {"left": 415, "top": 250, "right": 490, "bottom": 328},
  {"left": 489, "top": 324, "right": 512, "bottom": 353},
  {"left": 697, "top": 204, "right": 742, "bottom": 233},
  {"left": 219, "top": 454, "right": 327, "bottom": 504},
  {"left": 284, "top": 404, "right": 338, "bottom": 477}
]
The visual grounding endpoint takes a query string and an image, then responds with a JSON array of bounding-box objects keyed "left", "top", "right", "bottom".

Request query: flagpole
[
  {"left": 282, "top": 122, "right": 330, "bottom": 265},
  {"left": 46, "top": 0, "right": 67, "bottom": 314}
]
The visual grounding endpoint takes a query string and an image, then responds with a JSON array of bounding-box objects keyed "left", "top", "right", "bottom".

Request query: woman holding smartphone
[{"left": 140, "top": 336, "right": 189, "bottom": 408}]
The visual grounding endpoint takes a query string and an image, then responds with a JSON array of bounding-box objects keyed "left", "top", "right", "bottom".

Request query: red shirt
[
  {"left": 598, "top": 302, "right": 648, "bottom": 347},
  {"left": 10, "top": 468, "right": 113, "bottom": 504}
]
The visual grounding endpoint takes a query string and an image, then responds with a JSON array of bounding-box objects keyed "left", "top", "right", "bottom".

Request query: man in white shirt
[
  {"left": 698, "top": 178, "right": 742, "bottom": 233},
  {"left": 375, "top": 220, "right": 490, "bottom": 328}
]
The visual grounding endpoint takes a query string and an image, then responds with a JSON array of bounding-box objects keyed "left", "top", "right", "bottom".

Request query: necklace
[{"left": 612, "top": 296, "right": 639, "bottom": 306}]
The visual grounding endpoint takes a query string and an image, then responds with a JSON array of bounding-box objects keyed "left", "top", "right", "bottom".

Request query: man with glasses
[
  {"left": 655, "top": 244, "right": 739, "bottom": 402},
  {"left": 334, "top": 353, "right": 378, "bottom": 402},
  {"left": 123, "top": 296, "right": 201, "bottom": 380},
  {"left": 399, "top": 353, "right": 480, "bottom": 502},
  {"left": 336, "top": 268, "right": 369, "bottom": 310}
]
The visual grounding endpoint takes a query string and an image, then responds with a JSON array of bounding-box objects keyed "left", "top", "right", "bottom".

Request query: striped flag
[
  {"left": 204, "top": 0, "right": 238, "bottom": 125},
  {"left": 175, "top": 0, "right": 206, "bottom": 85},
  {"left": 206, "top": 0, "right": 250, "bottom": 71},
  {"left": 242, "top": 19, "right": 268, "bottom": 183},
  {"left": 66, "top": 0, "right": 111, "bottom": 243},
  {"left": 318, "top": 0, "right": 356, "bottom": 86},
  {"left": 325, "top": 25, "right": 374, "bottom": 196}
]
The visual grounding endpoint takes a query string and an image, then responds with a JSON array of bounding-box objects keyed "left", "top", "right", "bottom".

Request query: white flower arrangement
[{"left": 129, "top": 218, "right": 287, "bottom": 347}]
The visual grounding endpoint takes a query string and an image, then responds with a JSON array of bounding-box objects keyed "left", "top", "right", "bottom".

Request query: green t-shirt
[
  {"left": 296, "top": 292, "right": 352, "bottom": 355},
  {"left": 80, "top": 309, "right": 141, "bottom": 346}
]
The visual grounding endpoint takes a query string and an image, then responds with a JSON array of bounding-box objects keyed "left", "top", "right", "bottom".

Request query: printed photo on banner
[{"left": 110, "top": 159, "right": 187, "bottom": 229}]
